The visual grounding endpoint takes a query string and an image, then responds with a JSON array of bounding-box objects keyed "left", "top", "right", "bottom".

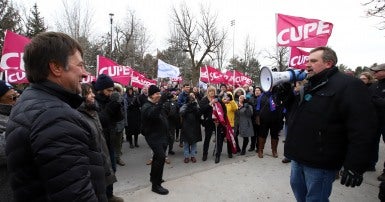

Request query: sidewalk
[{"left": 119, "top": 150, "right": 381, "bottom": 202}]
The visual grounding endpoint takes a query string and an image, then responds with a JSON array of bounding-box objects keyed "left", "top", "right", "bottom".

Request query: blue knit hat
[
  {"left": 94, "top": 74, "right": 114, "bottom": 91},
  {"left": 0, "top": 80, "right": 13, "bottom": 97}
]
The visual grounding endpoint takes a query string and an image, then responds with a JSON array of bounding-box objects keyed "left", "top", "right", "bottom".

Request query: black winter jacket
[
  {"left": 141, "top": 99, "right": 168, "bottom": 145},
  {"left": 369, "top": 79, "right": 385, "bottom": 125},
  {"left": 284, "top": 67, "right": 377, "bottom": 173},
  {"left": 180, "top": 101, "right": 202, "bottom": 144},
  {"left": 5, "top": 81, "right": 107, "bottom": 202},
  {"left": 95, "top": 93, "right": 124, "bottom": 146}
]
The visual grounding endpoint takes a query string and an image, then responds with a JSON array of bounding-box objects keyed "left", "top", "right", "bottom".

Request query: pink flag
[
  {"left": 224, "top": 70, "right": 253, "bottom": 86},
  {"left": 199, "top": 66, "right": 209, "bottom": 83},
  {"left": 289, "top": 47, "right": 309, "bottom": 69},
  {"left": 97, "top": 55, "right": 133, "bottom": 85},
  {"left": 212, "top": 102, "right": 237, "bottom": 154},
  {"left": 5, "top": 69, "right": 28, "bottom": 84},
  {"left": 81, "top": 74, "right": 96, "bottom": 83},
  {"left": 130, "top": 70, "right": 156, "bottom": 89},
  {"left": 276, "top": 13, "right": 333, "bottom": 47},
  {"left": 199, "top": 66, "right": 224, "bottom": 84},
  {"left": 171, "top": 76, "right": 183, "bottom": 83},
  {"left": 0, "top": 30, "right": 30, "bottom": 71},
  {"left": 0, "top": 30, "right": 31, "bottom": 84}
]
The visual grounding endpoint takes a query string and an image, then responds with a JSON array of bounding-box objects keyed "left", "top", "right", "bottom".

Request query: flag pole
[{"left": 233, "top": 70, "right": 235, "bottom": 87}]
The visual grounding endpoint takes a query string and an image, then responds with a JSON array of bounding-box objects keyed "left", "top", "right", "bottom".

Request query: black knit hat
[
  {"left": 94, "top": 74, "right": 114, "bottom": 91},
  {"left": 148, "top": 85, "right": 160, "bottom": 97},
  {"left": 0, "top": 80, "right": 13, "bottom": 97}
]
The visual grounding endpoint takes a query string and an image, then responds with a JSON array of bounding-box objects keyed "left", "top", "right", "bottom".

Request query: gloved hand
[{"left": 340, "top": 169, "right": 363, "bottom": 187}]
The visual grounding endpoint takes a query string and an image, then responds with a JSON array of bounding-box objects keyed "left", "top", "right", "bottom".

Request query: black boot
[
  {"left": 215, "top": 155, "right": 220, "bottom": 164},
  {"left": 127, "top": 134, "right": 134, "bottom": 148},
  {"left": 202, "top": 153, "right": 208, "bottom": 161},
  {"left": 241, "top": 137, "right": 248, "bottom": 155},
  {"left": 152, "top": 184, "right": 169, "bottom": 195},
  {"left": 134, "top": 134, "right": 139, "bottom": 147},
  {"left": 249, "top": 136, "right": 256, "bottom": 151}
]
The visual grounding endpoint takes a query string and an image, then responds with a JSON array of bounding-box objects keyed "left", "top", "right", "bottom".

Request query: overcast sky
[{"left": 15, "top": 0, "right": 385, "bottom": 69}]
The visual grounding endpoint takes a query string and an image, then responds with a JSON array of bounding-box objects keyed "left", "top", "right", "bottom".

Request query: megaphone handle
[{"left": 287, "top": 69, "right": 297, "bottom": 84}]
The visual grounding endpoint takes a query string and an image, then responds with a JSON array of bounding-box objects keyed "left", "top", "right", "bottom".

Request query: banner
[
  {"left": 224, "top": 70, "right": 253, "bottom": 86},
  {"left": 0, "top": 30, "right": 30, "bottom": 84},
  {"left": 157, "top": 59, "right": 180, "bottom": 78},
  {"left": 199, "top": 66, "right": 225, "bottom": 84},
  {"left": 171, "top": 76, "right": 183, "bottom": 83},
  {"left": 5, "top": 69, "right": 28, "bottom": 84},
  {"left": 212, "top": 102, "right": 237, "bottom": 153},
  {"left": 276, "top": 13, "right": 333, "bottom": 47},
  {"left": 97, "top": 55, "right": 133, "bottom": 85},
  {"left": 81, "top": 74, "right": 96, "bottom": 83},
  {"left": 131, "top": 70, "right": 156, "bottom": 88},
  {"left": 289, "top": 47, "right": 309, "bottom": 69}
]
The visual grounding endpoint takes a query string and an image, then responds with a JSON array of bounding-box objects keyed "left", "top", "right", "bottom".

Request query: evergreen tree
[
  {"left": 25, "top": 3, "right": 47, "bottom": 38},
  {"left": 0, "top": 0, "right": 22, "bottom": 52}
]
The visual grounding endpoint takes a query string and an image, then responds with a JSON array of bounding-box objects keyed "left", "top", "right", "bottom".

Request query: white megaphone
[{"left": 260, "top": 66, "right": 307, "bottom": 92}]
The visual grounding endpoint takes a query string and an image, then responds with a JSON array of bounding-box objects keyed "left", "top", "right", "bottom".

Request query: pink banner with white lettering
[
  {"left": 224, "top": 70, "right": 253, "bottom": 86},
  {"left": 0, "top": 30, "right": 30, "bottom": 84},
  {"left": 199, "top": 66, "right": 225, "bottom": 84},
  {"left": 5, "top": 69, "right": 28, "bottom": 84},
  {"left": 171, "top": 76, "right": 183, "bottom": 83},
  {"left": 289, "top": 47, "right": 309, "bottom": 69},
  {"left": 130, "top": 70, "right": 157, "bottom": 88},
  {"left": 81, "top": 74, "right": 96, "bottom": 83},
  {"left": 97, "top": 55, "right": 133, "bottom": 85},
  {"left": 276, "top": 13, "right": 333, "bottom": 47}
]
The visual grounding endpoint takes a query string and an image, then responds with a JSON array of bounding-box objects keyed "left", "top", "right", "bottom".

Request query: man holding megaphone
[{"left": 270, "top": 46, "right": 377, "bottom": 201}]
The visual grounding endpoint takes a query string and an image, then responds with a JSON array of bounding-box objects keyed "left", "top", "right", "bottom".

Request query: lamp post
[
  {"left": 109, "top": 13, "right": 114, "bottom": 58},
  {"left": 231, "top": 19, "right": 235, "bottom": 60}
]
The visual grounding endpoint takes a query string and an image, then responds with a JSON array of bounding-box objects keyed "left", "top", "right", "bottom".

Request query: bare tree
[
  {"left": 171, "top": 3, "right": 227, "bottom": 84},
  {"left": 227, "top": 36, "right": 261, "bottom": 84},
  {"left": 55, "top": 0, "right": 94, "bottom": 40},
  {"left": 113, "top": 10, "right": 150, "bottom": 73},
  {"left": 242, "top": 35, "right": 260, "bottom": 67},
  {"left": 214, "top": 41, "right": 227, "bottom": 70},
  {"left": 363, "top": 0, "right": 385, "bottom": 30},
  {"left": 263, "top": 46, "right": 289, "bottom": 71}
]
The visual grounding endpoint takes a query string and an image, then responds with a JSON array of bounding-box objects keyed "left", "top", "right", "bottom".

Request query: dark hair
[
  {"left": 23, "top": 32, "right": 83, "bottom": 83},
  {"left": 254, "top": 86, "right": 262, "bottom": 92},
  {"left": 183, "top": 83, "right": 190, "bottom": 87},
  {"left": 310, "top": 46, "right": 338, "bottom": 66},
  {"left": 81, "top": 83, "right": 93, "bottom": 98},
  {"left": 226, "top": 93, "right": 233, "bottom": 101}
]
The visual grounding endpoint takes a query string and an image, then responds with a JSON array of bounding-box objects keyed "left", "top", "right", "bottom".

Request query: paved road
[{"left": 113, "top": 134, "right": 382, "bottom": 202}]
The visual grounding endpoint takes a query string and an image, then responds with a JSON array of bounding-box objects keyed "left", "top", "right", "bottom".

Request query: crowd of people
[{"left": 0, "top": 32, "right": 384, "bottom": 201}]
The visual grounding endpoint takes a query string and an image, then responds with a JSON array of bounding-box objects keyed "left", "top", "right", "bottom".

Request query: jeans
[
  {"left": 290, "top": 161, "right": 337, "bottom": 202},
  {"left": 183, "top": 142, "right": 197, "bottom": 158}
]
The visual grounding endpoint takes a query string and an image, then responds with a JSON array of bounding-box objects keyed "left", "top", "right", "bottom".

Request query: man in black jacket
[
  {"left": 94, "top": 74, "right": 124, "bottom": 202},
  {"left": 6, "top": 32, "right": 107, "bottom": 201},
  {"left": 141, "top": 85, "right": 169, "bottom": 195},
  {"left": 365, "top": 64, "right": 385, "bottom": 201},
  {"left": 280, "top": 47, "right": 377, "bottom": 201}
]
